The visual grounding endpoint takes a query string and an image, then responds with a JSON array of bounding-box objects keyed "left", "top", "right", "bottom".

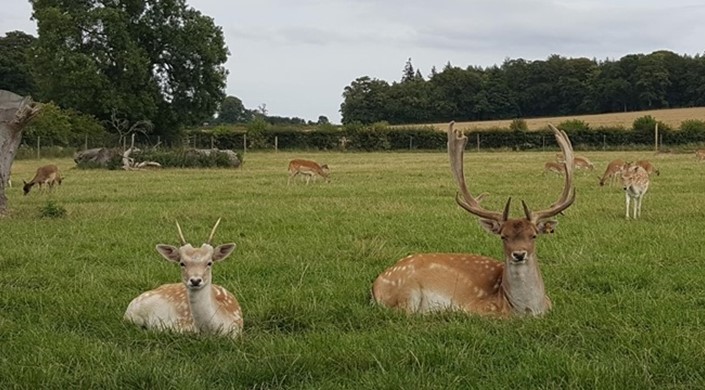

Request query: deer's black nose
[
  {"left": 189, "top": 278, "right": 202, "bottom": 287},
  {"left": 511, "top": 251, "right": 527, "bottom": 262}
]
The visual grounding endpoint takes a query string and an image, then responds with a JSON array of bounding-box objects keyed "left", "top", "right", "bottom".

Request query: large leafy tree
[
  {"left": 216, "top": 95, "right": 253, "bottom": 124},
  {"left": 0, "top": 31, "right": 38, "bottom": 96},
  {"left": 29, "top": 0, "right": 229, "bottom": 140}
]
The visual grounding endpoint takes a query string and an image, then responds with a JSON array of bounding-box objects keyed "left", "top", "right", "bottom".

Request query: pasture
[
  {"left": 416, "top": 106, "right": 705, "bottom": 131},
  {"left": 2, "top": 150, "right": 705, "bottom": 388}
]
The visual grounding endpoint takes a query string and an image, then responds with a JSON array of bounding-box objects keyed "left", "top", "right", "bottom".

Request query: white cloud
[{"left": 2, "top": 0, "right": 705, "bottom": 123}]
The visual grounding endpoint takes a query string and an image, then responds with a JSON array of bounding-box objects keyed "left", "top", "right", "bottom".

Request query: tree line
[{"left": 340, "top": 53, "right": 705, "bottom": 125}]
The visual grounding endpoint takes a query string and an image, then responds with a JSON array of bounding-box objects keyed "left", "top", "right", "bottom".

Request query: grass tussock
[{"left": 2, "top": 151, "right": 705, "bottom": 388}]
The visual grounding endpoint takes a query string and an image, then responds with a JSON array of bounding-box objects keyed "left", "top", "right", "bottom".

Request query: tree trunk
[{"left": 0, "top": 90, "right": 42, "bottom": 214}]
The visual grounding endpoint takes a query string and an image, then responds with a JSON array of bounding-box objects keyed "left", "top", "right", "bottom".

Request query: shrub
[
  {"left": 39, "top": 200, "right": 67, "bottom": 218},
  {"left": 558, "top": 119, "right": 590, "bottom": 132},
  {"left": 509, "top": 118, "right": 528, "bottom": 132}
]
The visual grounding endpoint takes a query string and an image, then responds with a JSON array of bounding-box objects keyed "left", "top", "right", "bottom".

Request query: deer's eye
[
  {"left": 179, "top": 262, "right": 185, "bottom": 267},
  {"left": 207, "top": 261, "right": 213, "bottom": 267},
  {"left": 500, "top": 236, "right": 507, "bottom": 241},
  {"left": 531, "top": 234, "right": 537, "bottom": 240}
]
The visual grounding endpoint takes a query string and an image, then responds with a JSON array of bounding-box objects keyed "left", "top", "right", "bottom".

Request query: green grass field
[{"left": 2, "top": 150, "right": 705, "bottom": 388}]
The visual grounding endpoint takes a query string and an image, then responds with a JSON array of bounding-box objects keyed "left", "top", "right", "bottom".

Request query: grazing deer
[
  {"left": 621, "top": 162, "right": 650, "bottom": 219},
  {"left": 287, "top": 159, "right": 330, "bottom": 185},
  {"left": 124, "top": 219, "right": 243, "bottom": 338},
  {"left": 543, "top": 161, "right": 564, "bottom": 175},
  {"left": 372, "top": 122, "right": 575, "bottom": 317},
  {"left": 636, "top": 160, "right": 659, "bottom": 176},
  {"left": 599, "top": 159, "right": 626, "bottom": 187},
  {"left": 695, "top": 149, "right": 705, "bottom": 161},
  {"left": 23, "top": 164, "right": 62, "bottom": 195}
]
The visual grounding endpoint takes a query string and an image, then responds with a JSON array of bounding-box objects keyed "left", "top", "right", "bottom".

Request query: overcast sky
[{"left": 2, "top": 1, "right": 704, "bottom": 123}]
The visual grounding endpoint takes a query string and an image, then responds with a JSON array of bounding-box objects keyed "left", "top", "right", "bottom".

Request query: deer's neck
[
  {"left": 501, "top": 258, "right": 549, "bottom": 316},
  {"left": 186, "top": 284, "right": 219, "bottom": 332}
]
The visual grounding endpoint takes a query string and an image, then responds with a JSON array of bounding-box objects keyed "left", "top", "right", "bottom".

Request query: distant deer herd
[{"left": 9, "top": 125, "right": 705, "bottom": 337}]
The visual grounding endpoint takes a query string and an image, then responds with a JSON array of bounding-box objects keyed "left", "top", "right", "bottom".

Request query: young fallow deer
[
  {"left": 372, "top": 122, "right": 575, "bottom": 317},
  {"left": 599, "top": 159, "right": 626, "bottom": 187},
  {"left": 621, "top": 162, "right": 650, "bottom": 219},
  {"left": 124, "top": 219, "right": 243, "bottom": 338},
  {"left": 23, "top": 164, "right": 62, "bottom": 195},
  {"left": 287, "top": 159, "right": 330, "bottom": 185}
]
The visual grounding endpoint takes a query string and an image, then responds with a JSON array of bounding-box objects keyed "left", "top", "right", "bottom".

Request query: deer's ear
[
  {"left": 213, "top": 243, "right": 236, "bottom": 262},
  {"left": 537, "top": 220, "right": 558, "bottom": 234},
  {"left": 478, "top": 219, "right": 502, "bottom": 235},
  {"left": 156, "top": 245, "right": 180, "bottom": 262}
]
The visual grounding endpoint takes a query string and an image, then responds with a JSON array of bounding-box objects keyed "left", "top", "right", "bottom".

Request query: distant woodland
[{"left": 340, "top": 51, "right": 705, "bottom": 125}]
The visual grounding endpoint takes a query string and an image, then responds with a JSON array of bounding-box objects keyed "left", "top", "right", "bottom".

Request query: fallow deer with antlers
[
  {"left": 124, "top": 219, "right": 243, "bottom": 338},
  {"left": 372, "top": 122, "right": 575, "bottom": 317}
]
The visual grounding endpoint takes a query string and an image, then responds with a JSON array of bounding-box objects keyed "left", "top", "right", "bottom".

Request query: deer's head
[
  {"left": 156, "top": 219, "right": 236, "bottom": 290},
  {"left": 448, "top": 122, "right": 575, "bottom": 265}
]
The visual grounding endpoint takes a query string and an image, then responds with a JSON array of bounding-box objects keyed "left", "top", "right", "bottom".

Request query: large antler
[
  {"left": 448, "top": 121, "right": 506, "bottom": 222},
  {"left": 524, "top": 124, "right": 576, "bottom": 222}
]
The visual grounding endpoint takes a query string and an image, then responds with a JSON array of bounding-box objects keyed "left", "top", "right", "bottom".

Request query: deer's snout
[
  {"left": 511, "top": 251, "right": 527, "bottom": 263},
  {"left": 188, "top": 277, "right": 203, "bottom": 288}
]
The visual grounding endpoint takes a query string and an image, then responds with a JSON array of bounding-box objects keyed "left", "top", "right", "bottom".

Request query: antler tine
[
  {"left": 175, "top": 220, "right": 187, "bottom": 246},
  {"left": 447, "top": 121, "right": 504, "bottom": 222},
  {"left": 529, "top": 124, "right": 576, "bottom": 222},
  {"left": 206, "top": 218, "right": 222, "bottom": 245}
]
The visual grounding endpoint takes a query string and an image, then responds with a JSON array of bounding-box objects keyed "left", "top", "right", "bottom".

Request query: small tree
[{"left": 104, "top": 109, "right": 154, "bottom": 149}]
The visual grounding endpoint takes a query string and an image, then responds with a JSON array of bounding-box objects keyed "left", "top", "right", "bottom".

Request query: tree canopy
[
  {"left": 0, "top": 31, "right": 37, "bottom": 97},
  {"left": 29, "top": 0, "right": 229, "bottom": 140},
  {"left": 340, "top": 52, "right": 705, "bottom": 125}
]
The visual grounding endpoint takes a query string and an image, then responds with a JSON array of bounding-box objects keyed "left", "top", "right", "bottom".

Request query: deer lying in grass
[
  {"left": 696, "top": 149, "right": 705, "bottom": 161},
  {"left": 23, "top": 164, "right": 62, "bottom": 195},
  {"left": 124, "top": 219, "right": 243, "bottom": 338},
  {"left": 372, "top": 122, "right": 575, "bottom": 317},
  {"left": 287, "top": 159, "right": 330, "bottom": 185},
  {"left": 543, "top": 161, "right": 564, "bottom": 175},
  {"left": 557, "top": 153, "right": 593, "bottom": 171}
]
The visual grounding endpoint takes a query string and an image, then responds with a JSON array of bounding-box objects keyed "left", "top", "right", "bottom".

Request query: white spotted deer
[
  {"left": 372, "top": 122, "right": 575, "bottom": 317},
  {"left": 287, "top": 159, "right": 330, "bottom": 185},
  {"left": 23, "top": 164, "right": 62, "bottom": 195},
  {"left": 124, "top": 219, "right": 243, "bottom": 338},
  {"left": 621, "top": 162, "right": 650, "bottom": 219}
]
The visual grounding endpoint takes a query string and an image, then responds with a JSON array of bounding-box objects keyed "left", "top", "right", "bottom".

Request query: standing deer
[
  {"left": 287, "top": 159, "right": 330, "bottom": 185},
  {"left": 621, "top": 162, "right": 650, "bottom": 219},
  {"left": 599, "top": 159, "right": 626, "bottom": 187},
  {"left": 372, "top": 122, "right": 575, "bottom": 317},
  {"left": 124, "top": 219, "right": 243, "bottom": 338},
  {"left": 23, "top": 164, "right": 62, "bottom": 195},
  {"left": 695, "top": 149, "right": 705, "bottom": 161},
  {"left": 636, "top": 160, "right": 659, "bottom": 176}
]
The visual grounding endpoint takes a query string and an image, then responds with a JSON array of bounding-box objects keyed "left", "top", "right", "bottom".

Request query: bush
[
  {"left": 558, "top": 119, "right": 590, "bottom": 132},
  {"left": 39, "top": 200, "right": 67, "bottom": 218},
  {"left": 135, "top": 149, "right": 240, "bottom": 168},
  {"left": 509, "top": 118, "right": 528, "bottom": 132}
]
